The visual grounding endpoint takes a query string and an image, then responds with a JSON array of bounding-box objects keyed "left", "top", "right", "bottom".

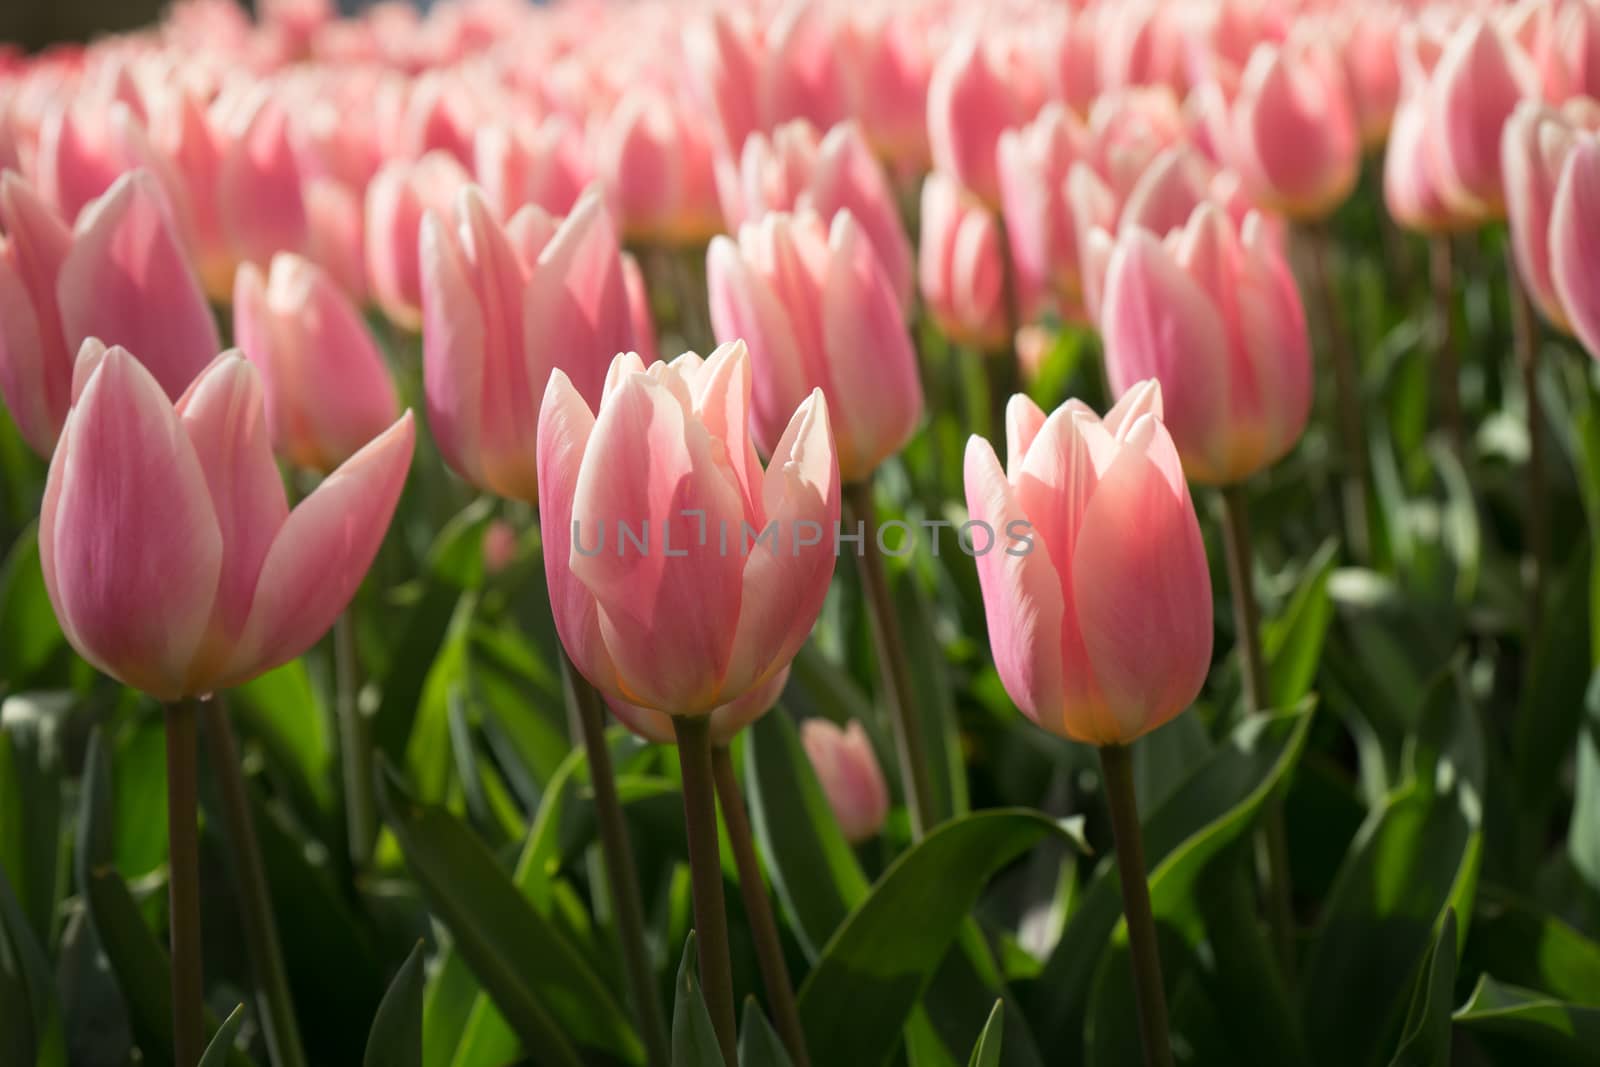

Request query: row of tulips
[{"left": 3, "top": 0, "right": 1600, "bottom": 1065}]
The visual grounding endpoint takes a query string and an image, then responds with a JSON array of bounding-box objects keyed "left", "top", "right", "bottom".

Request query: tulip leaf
[
  {"left": 376, "top": 759, "right": 639, "bottom": 1067},
  {"left": 795, "top": 808, "right": 1085, "bottom": 1067},
  {"left": 0, "top": 857, "right": 65, "bottom": 1067},
  {"left": 1460, "top": 885, "right": 1600, "bottom": 1003},
  {"left": 1388, "top": 909, "right": 1458, "bottom": 1067},
  {"left": 0, "top": 691, "right": 65, "bottom": 949},
  {"left": 0, "top": 523, "right": 64, "bottom": 688},
  {"left": 1566, "top": 670, "right": 1600, "bottom": 896},
  {"left": 672, "top": 933, "right": 725, "bottom": 1067},
  {"left": 199, "top": 1006, "right": 246, "bottom": 1067},
  {"left": 365, "top": 942, "right": 424, "bottom": 1067},
  {"left": 1452, "top": 976, "right": 1600, "bottom": 1066},
  {"left": 737, "top": 998, "right": 792, "bottom": 1067},
  {"left": 966, "top": 1001, "right": 1003, "bottom": 1067},
  {"left": 1263, "top": 538, "right": 1339, "bottom": 710}
]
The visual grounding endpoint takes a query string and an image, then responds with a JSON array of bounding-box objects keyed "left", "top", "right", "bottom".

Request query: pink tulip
[
  {"left": 708, "top": 209, "right": 921, "bottom": 484},
  {"left": 474, "top": 116, "right": 588, "bottom": 221},
  {"left": 594, "top": 88, "right": 722, "bottom": 245},
  {"left": 1081, "top": 88, "right": 1190, "bottom": 203},
  {"left": 833, "top": 4, "right": 934, "bottom": 168},
  {"left": 998, "top": 104, "right": 1089, "bottom": 321},
  {"left": 927, "top": 30, "right": 1031, "bottom": 207},
  {"left": 1213, "top": 36, "right": 1361, "bottom": 219},
  {"left": 1503, "top": 99, "right": 1596, "bottom": 329},
  {"left": 0, "top": 171, "right": 73, "bottom": 456},
  {"left": 422, "top": 186, "right": 635, "bottom": 502},
  {"left": 40, "top": 344, "right": 413, "bottom": 700},
  {"left": 1042, "top": 8, "right": 1102, "bottom": 117},
  {"left": 1384, "top": 26, "right": 1459, "bottom": 233},
  {"left": 609, "top": 666, "right": 790, "bottom": 746},
  {"left": 918, "top": 172, "right": 1010, "bottom": 353},
  {"left": 621, "top": 252, "right": 659, "bottom": 365},
  {"left": 1429, "top": 15, "right": 1539, "bottom": 224},
  {"left": 218, "top": 87, "right": 310, "bottom": 270},
  {"left": 1336, "top": 5, "right": 1404, "bottom": 146},
  {"left": 537, "top": 344, "right": 839, "bottom": 715},
  {"left": 1551, "top": 138, "right": 1600, "bottom": 359},
  {"left": 34, "top": 61, "right": 147, "bottom": 221},
  {"left": 1100, "top": 203, "right": 1311, "bottom": 486},
  {"left": 233, "top": 253, "right": 398, "bottom": 473},
  {"left": 801, "top": 718, "right": 889, "bottom": 843},
  {"left": 685, "top": 7, "right": 765, "bottom": 156},
  {"left": 1100, "top": 3, "right": 1188, "bottom": 94},
  {"left": 481, "top": 518, "right": 519, "bottom": 576},
  {"left": 1559, "top": 0, "right": 1600, "bottom": 101},
  {"left": 717, "top": 119, "right": 913, "bottom": 312},
  {"left": 964, "top": 381, "right": 1212, "bottom": 745},
  {"left": 143, "top": 85, "right": 233, "bottom": 300},
  {"left": 365, "top": 150, "right": 471, "bottom": 329},
  {"left": 57, "top": 170, "right": 221, "bottom": 404}
]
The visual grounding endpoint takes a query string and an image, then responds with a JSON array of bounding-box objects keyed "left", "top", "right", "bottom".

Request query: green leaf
[
  {"left": 199, "top": 1006, "right": 246, "bottom": 1067},
  {"left": 376, "top": 760, "right": 638, "bottom": 1067},
  {"left": 372, "top": 581, "right": 466, "bottom": 765},
  {"left": 796, "top": 809, "right": 1086, "bottom": 1067},
  {"left": 366, "top": 942, "right": 425, "bottom": 1067},
  {"left": 1461, "top": 886, "right": 1600, "bottom": 1003},
  {"left": 1453, "top": 976, "right": 1600, "bottom": 1066},
  {"left": 230, "top": 661, "right": 332, "bottom": 816},
  {"left": 0, "top": 524, "right": 63, "bottom": 687},
  {"left": 1567, "top": 670, "right": 1600, "bottom": 895},
  {"left": 737, "top": 998, "right": 793, "bottom": 1067},
  {"left": 891, "top": 569, "right": 970, "bottom": 822},
  {"left": 966, "top": 1002, "right": 1003, "bottom": 1067},
  {"left": 1263, "top": 539, "right": 1339, "bottom": 709},
  {"left": 1389, "top": 909, "right": 1458, "bottom": 1066},
  {"left": 0, "top": 857, "right": 64, "bottom": 1067},
  {"left": 672, "top": 933, "right": 725, "bottom": 1067},
  {"left": 0, "top": 692, "right": 65, "bottom": 948}
]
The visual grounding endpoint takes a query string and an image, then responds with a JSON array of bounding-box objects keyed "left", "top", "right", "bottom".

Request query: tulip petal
[
  {"left": 1551, "top": 140, "right": 1600, "bottom": 360},
  {"left": 420, "top": 208, "right": 487, "bottom": 490},
  {"left": 1005, "top": 393, "right": 1048, "bottom": 480}
]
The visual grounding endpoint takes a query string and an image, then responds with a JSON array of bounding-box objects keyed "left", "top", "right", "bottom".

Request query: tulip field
[{"left": 8, "top": 0, "right": 1600, "bottom": 1064}]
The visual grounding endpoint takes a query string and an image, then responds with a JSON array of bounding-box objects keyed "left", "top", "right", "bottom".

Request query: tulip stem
[
  {"left": 1098, "top": 743, "right": 1172, "bottom": 1067},
  {"left": 711, "top": 745, "right": 810, "bottom": 1067},
  {"left": 992, "top": 213, "right": 1023, "bottom": 436},
  {"left": 164, "top": 697, "right": 205, "bottom": 1067},
  {"left": 201, "top": 700, "right": 309, "bottom": 1067},
  {"left": 561, "top": 653, "right": 670, "bottom": 1067},
  {"left": 1304, "top": 221, "right": 1371, "bottom": 561},
  {"left": 1431, "top": 236, "right": 1464, "bottom": 454},
  {"left": 1220, "top": 486, "right": 1297, "bottom": 983},
  {"left": 843, "top": 478, "right": 937, "bottom": 840},
  {"left": 672, "top": 715, "right": 738, "bottom": 1066},
  {"left": 1507, "top": 243, "right": 1545, "bottom": 631},
  {"left": 334, "top": 612, "right": 376, "bottom": 871}
]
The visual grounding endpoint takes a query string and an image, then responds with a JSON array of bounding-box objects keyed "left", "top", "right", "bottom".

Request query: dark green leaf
[
  {"left": 672, "top": 933, "right": 725, "bottom": 1067},
  {"left": 0, "top": 691, "right": 65, "bottom": 948},
  {"left": 1389, "top": 909, "right": 1458, "bottom": 1066},
  {"left": 1461, "top": 886, "right": 1600, "bottom": 1004},
  {"left": 967, "top": 1001, "right": 1003, "bottom": 1067},
  {"left": 199, "top": 1006, "right": 246, "bottom": 1067},
  {"left": 1263, "top": 539, "right": 1339, "bottom": 709},
  {"left": 365, "top": 942, "right": 424, "bottom": 1067},
  {"left": 1567, "top": 670, "right": 1600, "bottom": 894},
  {"left": 0, "top": 524, "right": 64, "bottom": 687},
  {"left": 737, "top": 998, "right": 792, "bottom": 1067},
  {"left": 1453, "top": 976, "right": 1600, "bottom": 1067}
]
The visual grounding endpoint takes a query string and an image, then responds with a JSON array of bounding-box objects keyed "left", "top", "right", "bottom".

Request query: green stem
[
  {"left": 334, "top": 612, "right": 375, "bottom": 871},
  {"left": 164, "top": 697, "right": 204, "bottom": 1067},
  {"left": 1507, "top": 243, "right": 1545, "bottom": 633},
  {"left": 1219, "top": 486, "right": 1297, "bottom": 982},
  {"left": 712, "top": 746, "right": 809, "bottom": 1067},
  {"left": 202, "top": 701, "right": 309, "bottom": 1067},
  {"left": 991, "top": 209, "right": 1023, "bottom": 438},
  {"left": 562, "top": 654, "right": 670, "bottom": 1067},
  {"left": 1431, "top": 236, "right": 1464, "bottom": 454},
  {"left": 672, "top": 716, "right": 738, "bottom": 1065},
  {"left": 1305, "top": 221, "right": 1371, "bottom": 561},
  {"left": 1098, "top": 744, "right": 1172, "bottom": 1067},
  {"left": 842, "top": 478, "right": 937, "bottom": 840}
]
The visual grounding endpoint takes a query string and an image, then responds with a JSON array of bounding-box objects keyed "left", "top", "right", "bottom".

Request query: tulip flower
[
  {"left": 608, "top": 666, "right": 790, "bottom": 746},
  {"left": 1336, "top": 4, "right": 1403, "bottom": 147},
  {"left": 474, "top": 116, "right": 589, "bottom": 221},
  {"left": 365, "top": 150, "right": 472, "bottom": 330},
  {"left": 1100, "top": 203, "right": 1311, "bottom": 486},
  {"left": 40, "top": 343, "right": 414, "bottom": 700},
  {"left": 233, "top": 252, "right": 399, "bottom": 473},
  {"left": 594, "top": 88, "right": 722, "bottom": 245},
  {"left": 1551, "top": 138, "right": 1600, "bottom": 360},
  {"left": 1429, "top": 15, "right": 1539, "bottom": 224},
  {"left": 926, "top": 30, "right": 1033, "bottom": 207},
  {"left": 1504, "top": 100, "right": 1597, "bottom": 330},
  {"left": 918, "top": 172, "right": 1009, "bottom": 353},
  {"left": 997, "top": 104, "right": 1090, "bottom": 321},
  {"left": 833, "top": 3, "right": 934, "bottom": 168},
  {"left": 801, "top": 718, "right": 889, "bottom": 844},
  {"left": 963, "top": 380, "right": 1211, "bottom": 745},
  {"left": 0, "top": 171, "right": 73, "bottom": 456},
  {"left": 218, "top": 87, "right": 310, "bottom": 270},
  {"left": 537, "top": 342, "right": 839, "bottom": 717},
  {"left": 708, "top": 209, "right": 921, "bottom": 484},
  {"left": 421, "top": 185, "right": 635, "bottom": 502},
  {"left": 717, "top": 119, "right": 913, "bottom": 312},
  {"left": 34, "top": 60, "right": 147, "bottom": 221}
]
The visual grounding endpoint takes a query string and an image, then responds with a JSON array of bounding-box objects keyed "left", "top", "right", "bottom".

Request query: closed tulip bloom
[
  {"left": 218, "top": 88, "right": 310, "bottom": 270},
  {"left": 41, "top": 344, "right": 414, "bottom": 700},
  {"left": 1551, "top": 139, "right": 1600, "bottom": 359},
  {"left": 233, "top": 253, "right": 398, "bottom": 473},
  {"left": 708, "top": 209, "right": 921, "bottom": 484},
  {"left": 422, "top": 186, "right": 634, "bottom": 501},
  {"left": 595, "top": 89, "right": 722, "bottom": 245},
  {"left": 1337, "top": 5, "right": 1403, "bottom": 147},
  {"left": 621, "top": 251, "right": 659, "bottom": 365},
  {"left": 1503, "top": 100, "right": 1594, "bottom": 329},
  {"left": 538, "top": 344, "right": 839, "bottom": 715},
  {"left": 998, "top": 104, "right": 1089, "bottom": 321},
  {"left": 365, "top": 150, "right": 472, "bottom": 330},
  {"left": 964, "top": 382, "right": 1212, "bottom": 745},
  {"left": 834, "top": 4, "right": 934, "bottom": 168},
  {"left": 473, "top": 116, "right": 589, "bottom": 221},
  {"left": 608, "top": 666, "right": 790, "bottom": 747},
  {"left": 1100, "top": 203, "right": 1311, "bottom": 485},
  {"left": 801, "top": 718, "right": 889, "bottom": 843},
  {"left": 927, "top": 30, "right": 1029, "bottom": 207},
  {"left": 918, "top": 172, "right": 1010, "bottom": 353},
  {"left": 0, "top": 171, "right": 73, "bottom": 456},
  {"left": 1430, "top": 16, "right": 1539, "bottom": 224}
]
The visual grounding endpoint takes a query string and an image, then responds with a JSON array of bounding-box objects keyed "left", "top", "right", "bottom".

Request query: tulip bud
[
  {"left": 927, "top": 30, "right": 1031, "bottom": 207},
  {"left": 233, "top": 253, "right": 399, "bottom": 473},
  {"left": 538, "top": 344, "right": 839, "bottom": 715},
  {"left": 41, "top": 345, "right": 413, "bottom": 700},
  {"left": 474, "top": 116, "right": 589, "bottom": 221},
  {"left": 594, "top": 89, "right": 722, "bottom": 246},
  {"left": 964, "top": 383, "right": 1212, "bottom": 745},
  {"left": 422, "top": 186, "right": 635, "bottom": 502},
  {"left": 918, "top": 172, "right": 1010, "bottom": 353},
  {"left": 1336, "top": 5, "right": 1403, "bottom": 147},
  {"left": 1503, "top": 100, "right": 1597, "bottom": 330},
  {"left": 998, "top": 104, "right": 1089, "bottom": 321},
  {"left": 1100, "top": 204, "right": 1311, "bottom": 485},
  {"left": 708, "top": 209, "right": 921, "bottom": 483},
  {"left": 218, "top": 87, "right": 310, "bottom": 270},
  {"left": 0, "top": 171, "right": 73, "bottom": 456},
  {"left": 365, "top": 150, "right": 472, "bottom": 330},
  {"left": 1429, "top": 15, "right": 1539, "bottom": 224},
  {"left": 801, "top": 718, "right": 889, "bottom": 843},
  {"left": 1551, "top": 138, "right": 1600, "bottom": 360},
  {"left": 481, "top": 518, "right": 519, "bottom": 576},
  {"left": 833, "top": 4, "right": 934, "bottom": 168}
]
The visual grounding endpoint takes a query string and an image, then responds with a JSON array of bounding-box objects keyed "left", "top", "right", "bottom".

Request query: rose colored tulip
[
  {"left": 708, "top": 209, "right": 921, "bottom": 484},
  {"left": 1100, "top": 2, "right": 1187, "bottom": 94},
  {"left": 918, "top": 171, "right": 1010, "bottom": 353},
  {"left": 926, "top": 30, "right": 1031, "bottom": 207},
  {"left": 1551, "top": 138, "right": 1600, "bottom": 360},
  {"left": 143, "top": 85, "right": 233, "bottom": 300},
  {"left": 1100, "top": 203, "right": 1311, "bottom": 486},
  {"left": 1082, "top": 88, "right": 1190, "bottom": 203},
  {"left": 474, "top": 116, "right": 588, "bottom": 221},
  {"left": 57, "top": 170, "right": 221, "bottom": 404},
  {"left": 1428, "top": 15, "right": 1539, "bottom": 224},
  {"left": 1042, "top": 7, "right": 1102, "bottom": 117},
  {"left": 34, "top": 61, "right": 147, "bottom": 221},
  {"left": 41, "top": 344, "right": 414, "bottom": 700},
  {"left": 365, "top": 150, "right": 471, "bottom": 330},
  {"left": 218, "top": 87, "right": 310, "bottom": 270},
  {"left": 998, "top": 104, "right": 1089, "bottom": 321},
  {"left": 538, "top": 344, "right": 839, "bottom": 715},
  {"left": 964, "top": 381, "right": 1212, "bottom": 745},
  {"left": 422, "top": 186, "right": 635, "bottom": 501},
  {"left": 1384, "top": 26, "right": 1459, "bottom": 233},
  {"left": 621, "top": 251, "right": 659, "bottom": 365},
  {"left": 1503, "top": 100, "right": 1597, "bottom": 329},
  {"left": 1213, "top": 36, "right": 1361, "bottom": 219},
  {"left": 717, "top": 119, "right": 913, "bottom": 312},
  {"left": 609, "top": 666, "right": 790, "bottom": 747},
  {"left": 481, "top": 518, "right": 519, "bottom": 576},
  {"left": 1559, "top": 0, "right": 1600, "bottom": 102},
  {"left": 833, "top": 3, "right": 934, "bottom": 168},
  {"left": 233, "top": 253, "right": 398, "bottom": 473},
  {"left": 1336, "top": 5, "right": 1403, "bottom": 146},
  {"left": 594, "top": 88, "right": 722, "bottom": 245},
  {"left": 0, "top": 171, "right": 73, "bottom": 456},
  {"left": 801, "top": 718, "right": 889, "bottom": 843}
]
